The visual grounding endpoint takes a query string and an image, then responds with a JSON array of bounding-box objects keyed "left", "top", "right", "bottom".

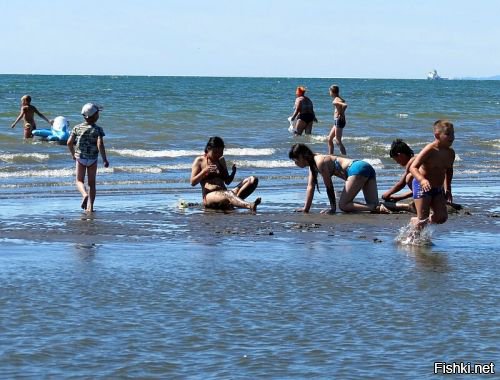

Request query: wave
[
  {"left": 226, "top": 148, "right": 276, "bottom": 156},
  {"left": 346, "top": 136, "right": 371, "bottom": 142},
  {"left": 233, "top": 160, "right": 295, "bottom": 169},
  {"left": 0, "top": 168, "right": 74, "bottom": 178},
  {"left": 0, "top": 153, "right": 50, "bottom": 163},
  {"left": 290, "top": 135, "right": 373, "bottom": 144},
  {"left": 362, "top": 158, "right": 384, "bottom": 169},
  {"left": 113, "top": 164, "right": 192, "bottom": 173},
  {"left": 110, "top": 147, "right": 276, "bottom": 158},
  {"left": 487, "top": 139, "right": 500, "bottom": 149},
  {"left": 110, "top": 149, "right": 200, "bottom": 158}
]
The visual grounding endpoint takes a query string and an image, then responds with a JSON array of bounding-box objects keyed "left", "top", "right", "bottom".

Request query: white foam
[
  {"left": 225, "top": 148, "right": 275, "bottom": 156},
  {"left": 345, "top": 136, "right": 371, "bottom": 142},
  {"left": 113, "top": 166, "right": 164, "bottom": 174},
  {"left": 110, "top": 149, "right": 200, "bottom": 158},
  {"left": 0, "top": 168, "right": 74, "bottom": 178},
  {"left": 113, "top": 164, "right": 192, "bottom": 173},
  {"left": 0, "top": 153, "right": 50, "bottom": 163},
  {"left": 232, "top": 160, "right": 295, "bottom": 169},
  {"left": 110, "top": 147, "right": 275, "bottom": 158},
  {"left": 459, "top": 169, "right": 481, "bottom": 175},
  {"left": 307, "top": 134, "right": 328, "bottom": 142},
  {"left": 362, "top": 158, "right": 384, "bottom": 169}
]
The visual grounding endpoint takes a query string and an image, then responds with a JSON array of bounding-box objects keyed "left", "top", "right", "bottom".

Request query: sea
[{"left": 0, "top": 75, "right": 499, "bottom": 378}]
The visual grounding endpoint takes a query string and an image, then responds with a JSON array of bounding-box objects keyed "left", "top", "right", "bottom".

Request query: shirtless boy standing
[
  {"left": 190, "top": 136, "right": 261, "bottom": 211},
  {"left": 11, "top": 95, "right": 53, "bottom": 138},
  {"left": 410, "top": 120, "right": 455, "bottom": 227}
]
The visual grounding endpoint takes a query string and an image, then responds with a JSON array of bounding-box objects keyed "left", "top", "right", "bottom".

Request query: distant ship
[{"left": 427, "top": 69, "right": 447, "bottom": 80}]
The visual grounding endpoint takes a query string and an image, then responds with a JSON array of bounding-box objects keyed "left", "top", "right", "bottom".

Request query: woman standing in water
[
  {"left": 289, "top": 86, "right": 317, "bottom": 135},
  {"left": 327, "top": 85, "right": 347, "bottom": 155}
]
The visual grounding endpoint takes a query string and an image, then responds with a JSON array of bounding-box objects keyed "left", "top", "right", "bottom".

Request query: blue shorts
[
  {"left": 412, "top": 178, "right": 444, "bottom": 199},
  {"left": 346, "top": 160, "right": 376, "bottom": 179}
]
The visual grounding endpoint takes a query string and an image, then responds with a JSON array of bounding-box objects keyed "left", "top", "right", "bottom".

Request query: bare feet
[
  {"left": 81, "top": 195, "right": 88, "bottom": 210},
  {"left": 373, "top": 203, "right": 392, "bottom": 214},
  {"left": 411, "top": 216, "right": 428, "bottom": 229},
  {"left": 250, "top": 197, "right": 262, "bottom": 212}
]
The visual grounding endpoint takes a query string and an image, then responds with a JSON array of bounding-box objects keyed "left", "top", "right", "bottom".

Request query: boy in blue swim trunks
[{"left": 409, "top": 120, "right": 455, "bottom": 227}]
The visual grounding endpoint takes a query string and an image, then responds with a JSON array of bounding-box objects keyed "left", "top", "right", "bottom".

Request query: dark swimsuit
[
  {"left": 298, "top": 113, "right": 316, "bottom": 123},
  {"left": 297, "top": 97, "right": 316, "bottom": 123},
  {"left": 202, "top": 156, "right": 227, "bottom": 205},
  {"left": 334, "top": 115, "right": 346, "bottom": 128}
]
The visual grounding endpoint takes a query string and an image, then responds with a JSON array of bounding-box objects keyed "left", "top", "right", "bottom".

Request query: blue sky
[{"left": 2, "top": 0, "right": 499, "bottom": 78}]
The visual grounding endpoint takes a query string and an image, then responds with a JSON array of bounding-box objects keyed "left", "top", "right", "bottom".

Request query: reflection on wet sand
[{"left": 398, "top": 244, "right": 450, "bottom": 272}]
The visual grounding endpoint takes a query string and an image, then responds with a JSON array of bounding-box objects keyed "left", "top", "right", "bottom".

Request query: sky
[{"left": 1, "top": 0, "right": 499, "bottom": 79}]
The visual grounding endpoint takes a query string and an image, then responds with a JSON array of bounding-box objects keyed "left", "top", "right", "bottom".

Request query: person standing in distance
[{"left": 327, "top": 85, "right": 347, "bottom": 155}]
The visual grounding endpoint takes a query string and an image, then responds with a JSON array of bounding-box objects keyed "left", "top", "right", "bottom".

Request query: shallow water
[
  {"left": 0, "top": 190, "right": 498, "bottom": 378},
  {"left": 1, "top": 230, "right": 498, "bottom": 378}
]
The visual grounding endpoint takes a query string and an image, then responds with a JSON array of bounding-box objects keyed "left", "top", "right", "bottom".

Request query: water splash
[
  {"left": 177, "top": 199, "right": 201, "bottom": 209},
  {"left": 395, "top": 223, "right": 434, "bottom": 246}
]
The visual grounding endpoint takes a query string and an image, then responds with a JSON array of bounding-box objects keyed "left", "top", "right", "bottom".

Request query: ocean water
[
  {"left": 0, "top": 75, "right": 499, "bottom": 378},
  {"left": 1, "top": 75, "right": 499, "bottom": 207}
]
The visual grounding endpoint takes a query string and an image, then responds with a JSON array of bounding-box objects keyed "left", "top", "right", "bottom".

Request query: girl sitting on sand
[
  {"left": 289, "top": 143, "right": 389, "bottom": 214},
  {"left": 190, "top": 136, "right": 261, "bottom": 212}
]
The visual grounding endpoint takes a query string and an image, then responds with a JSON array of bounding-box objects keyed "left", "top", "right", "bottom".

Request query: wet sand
[{"left": 0, "top": 192, "right": 495, "bottom": 249}]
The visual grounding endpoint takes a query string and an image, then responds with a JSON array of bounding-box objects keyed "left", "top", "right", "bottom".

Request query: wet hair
[
  {"left": 329, "top": 85, "right": 339, "bottom": 94},
  {"left": 21, "top": 95, "right": 31, "bottom": 104},
  {"left": 389, "top": 139, "right": 414, "bottom": 158},
  {"left": 288, "top": 143, "right": 320, "bottom": 192},
  {"left": 205, "top": 136, "right": 225, "bottom": 153},
  {"left": 433, "top": 119, "right": 454, "bottom": 133}
]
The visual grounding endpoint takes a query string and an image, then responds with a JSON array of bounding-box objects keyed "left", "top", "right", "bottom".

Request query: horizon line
[{"left": 1, "top": 73, "right": 498, "bottom": 80}]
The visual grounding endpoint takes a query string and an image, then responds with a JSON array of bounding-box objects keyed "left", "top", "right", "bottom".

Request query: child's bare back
[
  {"left": 21, "top": 105, "right": 38, "bottom": 125},
  {"left": 11, "top": 95, "right": 52, "bottom": 138}
]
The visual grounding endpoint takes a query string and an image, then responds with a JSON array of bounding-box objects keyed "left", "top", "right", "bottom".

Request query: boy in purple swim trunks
[
  {"left": 67, "top": 103, "right": 110, "bottom": 213},
  {"left": 410, "top": 120, "right": 455, "bottom": 227}
]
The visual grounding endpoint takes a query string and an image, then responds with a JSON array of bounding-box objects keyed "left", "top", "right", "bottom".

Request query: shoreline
[{"left": 0, "top": 193, "right": 495, "bottom": 248}]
